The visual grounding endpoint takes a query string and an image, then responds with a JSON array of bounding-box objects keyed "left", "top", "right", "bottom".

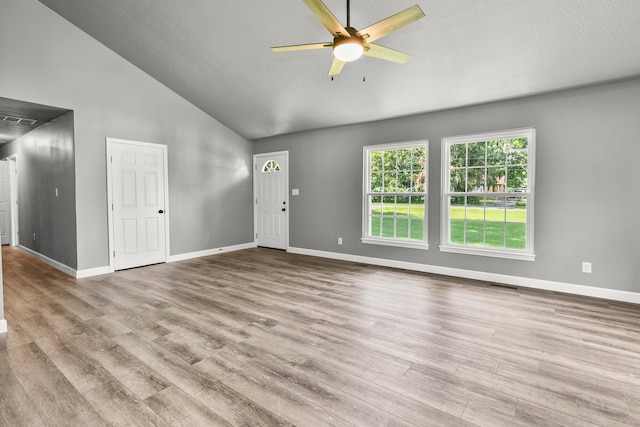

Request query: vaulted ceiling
[{"left": 36, "top": 0, "right": 640, "bottom": 140}]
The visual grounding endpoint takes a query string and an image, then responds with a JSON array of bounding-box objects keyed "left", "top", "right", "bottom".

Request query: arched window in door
[{"left": 262, "top": 160, "right": 281, "bottom": 173}]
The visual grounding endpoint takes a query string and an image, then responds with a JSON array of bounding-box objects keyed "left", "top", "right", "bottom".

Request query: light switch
[{"left": 292, "top": 189, "right": 299, "bottom": 196}]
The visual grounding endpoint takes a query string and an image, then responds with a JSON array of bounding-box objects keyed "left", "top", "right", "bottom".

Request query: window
[
  {"left": 362, "top": 140, "right": 428, "bottom": 249},
  {"left": 262, "top": 160, "right": 280, "bottom": 172},
  {"left": 441, "top": 128, "right": 535, "bottom": 260}
]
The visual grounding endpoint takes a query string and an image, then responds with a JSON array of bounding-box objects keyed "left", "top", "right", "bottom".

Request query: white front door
[
  {"left": 110, "top": 140, "right": 168, "bottom": 270},
  {"left": 254, "top": 152, "right": 288, "bottom": 249},
  {"left": 0, "top": 160, "right": 12, "bottom": 245}
]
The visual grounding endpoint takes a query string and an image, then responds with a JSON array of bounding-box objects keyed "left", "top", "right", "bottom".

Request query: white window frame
[
  {"left": 440, "top": 128, "right": 535, "bottom": 261},
  {"left": 362, "top": 140, "right": 429, "bottom": 250}
]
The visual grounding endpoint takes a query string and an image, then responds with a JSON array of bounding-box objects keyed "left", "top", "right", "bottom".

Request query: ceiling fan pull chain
[{"left": 362, "top": 59, "right": 366, "bottom": 81}]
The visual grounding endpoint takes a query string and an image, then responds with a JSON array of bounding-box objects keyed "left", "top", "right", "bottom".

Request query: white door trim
[
  {"left": 1, "top": 154, "right": 19, "bottom": 247},
  {"left": 0, "top": 159, "right": 12, "bottom": 245},
  {"left": 8, "top": 155, "right": 18, "bottom": 246},
  {"left": 106, "top": 137, "right": 170, "bottom": 272},
  {"left": 253, "top": 151, "right": 289, "bottom": 249}
]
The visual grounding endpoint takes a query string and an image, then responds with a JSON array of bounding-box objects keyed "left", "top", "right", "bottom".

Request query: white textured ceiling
[{"left": 36, "top": 0, "right": 640, "bottom": 140}]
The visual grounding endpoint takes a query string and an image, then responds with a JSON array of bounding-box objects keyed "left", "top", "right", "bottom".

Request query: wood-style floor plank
[
  {"left": 0, "top": 352, "right": 47, "bottom": 426},
  {"left": 3, "top": 342, "right": 107, "bottom": 426},
  {"left": 1, "top": 246, "right": 640, "bottom": 426}
]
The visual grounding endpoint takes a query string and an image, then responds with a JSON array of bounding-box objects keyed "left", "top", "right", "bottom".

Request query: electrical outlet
[
  {"left": 337, "top": 237, "right": 343, "bottom": 245},
  {"left": 582, "top": 262, "right": 592, "bottom": 274}
]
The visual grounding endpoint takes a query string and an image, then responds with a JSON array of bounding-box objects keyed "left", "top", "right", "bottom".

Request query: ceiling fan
[{"left": 272, "top": 0, "right": 425, "bottom": 76}]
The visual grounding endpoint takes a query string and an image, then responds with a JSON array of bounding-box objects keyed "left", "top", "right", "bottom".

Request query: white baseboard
[
  {"left": 288, "top": 247, "right": 640, "bottom": 305},
  {"left": 76, "top": 265, "right": 111, "bottom": 278},
  {"left": 19, "top": 245, "right": 110, "bottom": 278},
  {"left": 0, "top": 319, "right": 7, "bottom": 333},
  {"left": 19, "top": 246, "right": 78, "bottom": 278},
  {"left": 19, "top": 242, "right": 258, "bottom": 279},
  {"left": 168, "top": 242, "right": 257, "bottom": 263}
]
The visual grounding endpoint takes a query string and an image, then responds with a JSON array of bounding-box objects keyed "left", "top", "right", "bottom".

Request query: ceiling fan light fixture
[
  {"left": 271, "top": 1, "right": 425, "bottom": 75},
  {"left": 333, "top": 37, "right": 364, "bottom": 62}
]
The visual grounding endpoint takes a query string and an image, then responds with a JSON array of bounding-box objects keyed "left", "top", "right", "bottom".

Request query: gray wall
[
  {"left": 0, "top": 0, "right": 254, "bottom": 270},
  {"left": 255, "top": 78, "right": 640, "bottom": 294},
  {"left": 0, "top": 112, "right": 78, "bottom": 268}
]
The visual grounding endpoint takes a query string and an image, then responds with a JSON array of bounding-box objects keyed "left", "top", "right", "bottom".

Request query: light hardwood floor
[{"left": 1, "top": 246, "right": 639, "bottom": 426}]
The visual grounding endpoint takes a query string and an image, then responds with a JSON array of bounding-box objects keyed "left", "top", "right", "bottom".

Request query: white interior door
[
  {"left": 110, "top": 141, "right": 167, "bottom": 270},
  {"left": 0, "top": 160, "right": 12, "bottom": 245},
  {"left": 255, "top": 152, "right": 288, "bottom": 249}
]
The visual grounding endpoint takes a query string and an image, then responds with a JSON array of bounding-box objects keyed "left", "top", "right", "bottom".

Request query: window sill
[
  {"left": 439, "top": 244, "right": 535, "bottom": 261},
  {"left": 362, "top": 237, "right": 429, "bottom": 250}
]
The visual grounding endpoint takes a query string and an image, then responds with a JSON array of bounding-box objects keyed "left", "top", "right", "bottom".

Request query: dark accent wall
[
  {"left": 254, "top": 78, "right": 640, "bottom": 294},
  {"left": 0, "top": 112, "right": 78, "bottom": 269}
]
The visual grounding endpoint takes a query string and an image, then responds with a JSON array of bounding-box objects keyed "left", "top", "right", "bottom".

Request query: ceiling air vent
[{"left": 1, "top": 115, "right": 39, "bottom": 125}]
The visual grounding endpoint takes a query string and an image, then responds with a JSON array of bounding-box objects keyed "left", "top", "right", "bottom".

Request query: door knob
[
  {"left": 158, "top": 210, "right": 164, "bottom": 214},
  {"left": 281, "top": 208, "right": 286, "bottom": 212}
]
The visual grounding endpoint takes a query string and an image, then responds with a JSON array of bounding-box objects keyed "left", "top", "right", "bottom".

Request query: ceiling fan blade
[
  {"left": 328, "top": 57, "right": 346, "bottom": 76},
  {"left": 357, "top": 5, "right": 425, "bottom": 43},
  {"left": 303, "top": 0, "right": 349, "bottom": 37},
  {"left": 364, "top": 43, "right": 412, "bottom": 64},
  {"left": 272, "top": 42, "right": 333, "bottom": 52}
]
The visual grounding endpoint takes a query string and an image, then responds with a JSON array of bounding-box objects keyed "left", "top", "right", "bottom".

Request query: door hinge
[
  {"left": 256, "top": 233, "right": 258, "bottom": 239},
  {"left": 113, "top": 251, "right": 115, "bottom": 257},
  {"left": 255, "top": 198, "right": 258, "bottom": 205},
  {"left": 110, "top": 156, "right": 113, "bottom": 163}
]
